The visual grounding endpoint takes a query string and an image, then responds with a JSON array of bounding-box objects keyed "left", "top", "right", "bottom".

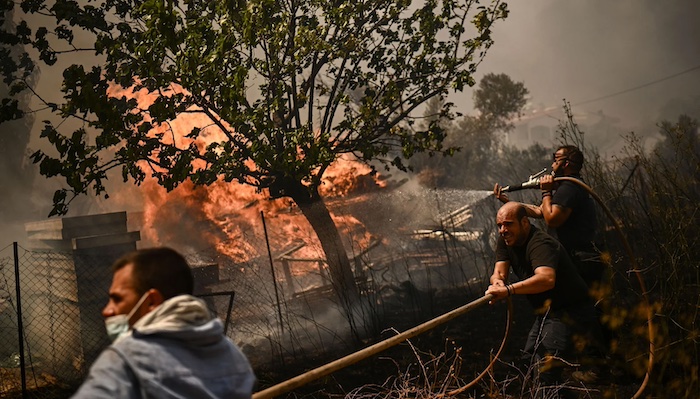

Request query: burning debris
[
  {"left": 53, "top": 82, "right": 505, "bottom": 367},
  {"left": 136, "top": 156, "right": 385, "bottom": 266}
]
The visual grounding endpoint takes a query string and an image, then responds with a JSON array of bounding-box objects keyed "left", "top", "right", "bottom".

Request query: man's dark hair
[
  {"left": 558, "top": 145, "right": 584, "bottom": 171},
  {"left": 112, "top": 247, "right": 194, "bottom": 299}
]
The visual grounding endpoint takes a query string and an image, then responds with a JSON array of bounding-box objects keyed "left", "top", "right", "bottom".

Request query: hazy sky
[
  {"left": 20, "top": 0, "right": 700, "bottom": 144},
  {"left": 4, "top": 0, "right": 700, "bottom": 238},
  {"left": 465, "top": 0, "right": 700, "bottom": 129}
]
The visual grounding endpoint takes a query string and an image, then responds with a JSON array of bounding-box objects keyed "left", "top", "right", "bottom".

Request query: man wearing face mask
[{"left": 71, "top": 247, "right": 256, "bottom": 399}]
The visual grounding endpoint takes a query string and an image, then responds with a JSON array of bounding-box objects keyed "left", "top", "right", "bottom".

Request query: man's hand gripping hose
[{"left": 493, "top": 175, "right": 655, "bottom": 398}]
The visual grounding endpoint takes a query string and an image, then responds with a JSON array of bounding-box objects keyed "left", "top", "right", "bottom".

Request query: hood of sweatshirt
[{"left": 130, "top": 294, "right": 224, "bottom": 346}]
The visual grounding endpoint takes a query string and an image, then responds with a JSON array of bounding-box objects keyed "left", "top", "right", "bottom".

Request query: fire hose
[
  {"left": 552, "top": 176, "right": 654, "bottom": 399},
  {"left": 253, "top": 176, "right": 653, "bottom": 399},
  {"left": 502, "top": 175, "right": 654, "bottom": 399},
  {"left": 252, "top": 294, "right": 513, "bottom": 399}
]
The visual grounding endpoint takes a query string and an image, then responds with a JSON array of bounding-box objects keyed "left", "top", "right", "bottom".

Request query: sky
[
  {"left": 17, "top": 0, "right": 700, "bottom": 149},
  {"left": 466, "top": 0, "right": 700, "bottom": 132}
]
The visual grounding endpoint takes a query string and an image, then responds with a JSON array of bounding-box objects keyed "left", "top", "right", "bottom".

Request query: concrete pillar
[{"left": 24, "top": 212, "right": 140, "bottom": 381}]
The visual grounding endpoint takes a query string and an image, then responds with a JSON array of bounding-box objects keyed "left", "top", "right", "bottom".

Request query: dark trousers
[
  {"left": 520, "top": 303, "right": 604, "bottom": 385},
  {"left": 572, "top": 250, "right": 616, "bottom": 350}
]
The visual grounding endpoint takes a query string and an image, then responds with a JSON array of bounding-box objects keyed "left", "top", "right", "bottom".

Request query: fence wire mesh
[
  {"left": 0, "top": 194, "right": 498, "bottom": 398},
  {"left": 1, "top": 245, "right": 86, "bottom": 398},
  {"left": 0, "top": 231, "right": 493, "bottom": 398}
]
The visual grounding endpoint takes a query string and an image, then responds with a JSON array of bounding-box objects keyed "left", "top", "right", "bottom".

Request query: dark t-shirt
[
  {"left": 551, "top": 176, "right": 597, "bottom": 253},
  {"left": 495, "top": 226, "right": 590, "bottom": 312}
]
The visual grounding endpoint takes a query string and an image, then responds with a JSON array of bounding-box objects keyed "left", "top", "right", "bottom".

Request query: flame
[
  {"left": 139, "top": 159, "right": 382, "bottom": 265},
  {"left": 107, "top": 82, "right": 385, "bottom": 269},
  {"left": 319, "top": 154, "right": 387, "bottom": 197}
]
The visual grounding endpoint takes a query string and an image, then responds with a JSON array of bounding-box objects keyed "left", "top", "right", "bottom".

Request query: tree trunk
[
  {"left": 291, "top": 191, "right": 360, "bottom": 305},
  {"left": 269, "top": 173, "right": 362, "bottom": 333},
  {"left": 271, "top": 175, "right": 363, "bottom": 338}
]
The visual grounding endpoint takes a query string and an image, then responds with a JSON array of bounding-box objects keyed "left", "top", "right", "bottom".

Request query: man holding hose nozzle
[
  {"left": 494, "top": 145, "right": 605, "bottom": 293},
  {"left": 494, "top": 145, "right": 605, "bottom": 289},
  {"left": 494, "top": 145, "right": 610, "bottom": 385}
]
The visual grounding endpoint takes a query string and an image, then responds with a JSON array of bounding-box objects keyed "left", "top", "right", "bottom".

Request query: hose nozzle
[{"left": 501, "top": 168, "right": 549, "bottom": 192}]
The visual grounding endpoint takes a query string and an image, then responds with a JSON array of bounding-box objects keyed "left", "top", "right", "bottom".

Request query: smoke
[
  {"left": 5, "top": 0, "right": 699, "bottom": 244},
  {"left": 469, "top": 0, "right": 700, "bottom": 135},
  {"left": 0, "top": 8, "right": 44, "bottom": 245}
]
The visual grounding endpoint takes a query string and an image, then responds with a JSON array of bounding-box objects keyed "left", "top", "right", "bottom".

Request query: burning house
[{"left": 7, "top": 162, "right": 503, "bottom": 382}]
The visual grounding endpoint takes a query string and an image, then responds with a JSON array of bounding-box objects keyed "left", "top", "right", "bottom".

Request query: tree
[
  {"left": 472, "top": 72, "right": 528, "bottom": 132},
  {"left": 410, "top": 72, "right": 529, "bottom": 188},
  {"left": 0, "top": 0, "right": 509, "bottom": 310}
]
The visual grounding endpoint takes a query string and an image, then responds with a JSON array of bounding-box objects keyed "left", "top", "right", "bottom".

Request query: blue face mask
[{"left": 104, "top": 291, "right": 150, "bottom": 343}]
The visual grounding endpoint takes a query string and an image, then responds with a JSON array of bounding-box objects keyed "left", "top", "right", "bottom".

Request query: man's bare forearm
[{"left": 523, "top": 203, "right": 543, "bottom": 218}]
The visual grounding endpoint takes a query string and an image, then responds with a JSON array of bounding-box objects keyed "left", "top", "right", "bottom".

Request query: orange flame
[{"left": 107, "top": 83, "right": 385, "bottom": 266}]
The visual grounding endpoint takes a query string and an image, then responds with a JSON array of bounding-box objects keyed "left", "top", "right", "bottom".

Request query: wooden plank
[
  {"left": 26, "top": 239, "right": 73, "bottom": 251},
  {"left": 27, "top": 222, "right": 128, "bottom": 240},
  {"left": 62, "top": 212, "right": 127, "bottom": 229},
  {"left": 273, "top": 241, "right": 306, "bottom": 260},
  {"left": 24, "top": 218, "right": 64, "bottom": 234}
]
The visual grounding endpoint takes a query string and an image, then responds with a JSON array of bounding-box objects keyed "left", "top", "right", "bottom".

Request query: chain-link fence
[
  {"left": 0, "top": 237, "right": 493, "bottom": 398},
  {"left": 0, "top": 192, "right": 499, "bottom": 398},
  {"left": 173, "top": 213, "right": 498, "bottom": 370},
  {"left": 0, "top": 243, "right": 134, "bottom": 398}
]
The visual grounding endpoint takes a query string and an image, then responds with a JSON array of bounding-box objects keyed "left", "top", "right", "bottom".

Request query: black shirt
[
  {"left": 551, "top": 176, "right": 597, "bottom": 253},
  {"left": 495, "top": 226, "right": 590, "bottom": 312}
]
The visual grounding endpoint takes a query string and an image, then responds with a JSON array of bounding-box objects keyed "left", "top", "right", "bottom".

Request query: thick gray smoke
[{"left": 468, "top": 0, "right": 700, "bottom": 137}]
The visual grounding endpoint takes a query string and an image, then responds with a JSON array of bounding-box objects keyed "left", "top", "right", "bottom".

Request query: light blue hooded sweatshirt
[{"left": 72, "top": 295, "right": 255, "bottom": 399}]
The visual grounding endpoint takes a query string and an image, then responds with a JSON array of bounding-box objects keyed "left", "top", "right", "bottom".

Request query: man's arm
[
  {"left": 494, "top": 178, "right": 573, "bottom": 225},
  {"left": 489, "top": 260, "right": 509, "bottom": 286},
  {"left": 487, "top": 265, "right": 556, "bottom": 301},
  {"left": 539, "top": 195, "right": 571, "bottom": 227},
  {"left": 507, "top": 266, "right": 556, "bottom": 295},
  {"left": 539, "top": 175, "right": 572, "bottom": 227},
  {"left": 522, "top": 203, "right": 544, "bottom": 219},
  {"left": 493, "top": 183, "right": 546, "bottom": 219},
  {"left": 486, "top": 261, "right": 510, "bottom": 301},
  {"left": 71, "top": 348, "right": 140, "bottom": 399}
]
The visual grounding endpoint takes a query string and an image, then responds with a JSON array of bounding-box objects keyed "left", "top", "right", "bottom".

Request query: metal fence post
[{"left": 13, "top": 242, "right": 27, "bottom": 398}]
